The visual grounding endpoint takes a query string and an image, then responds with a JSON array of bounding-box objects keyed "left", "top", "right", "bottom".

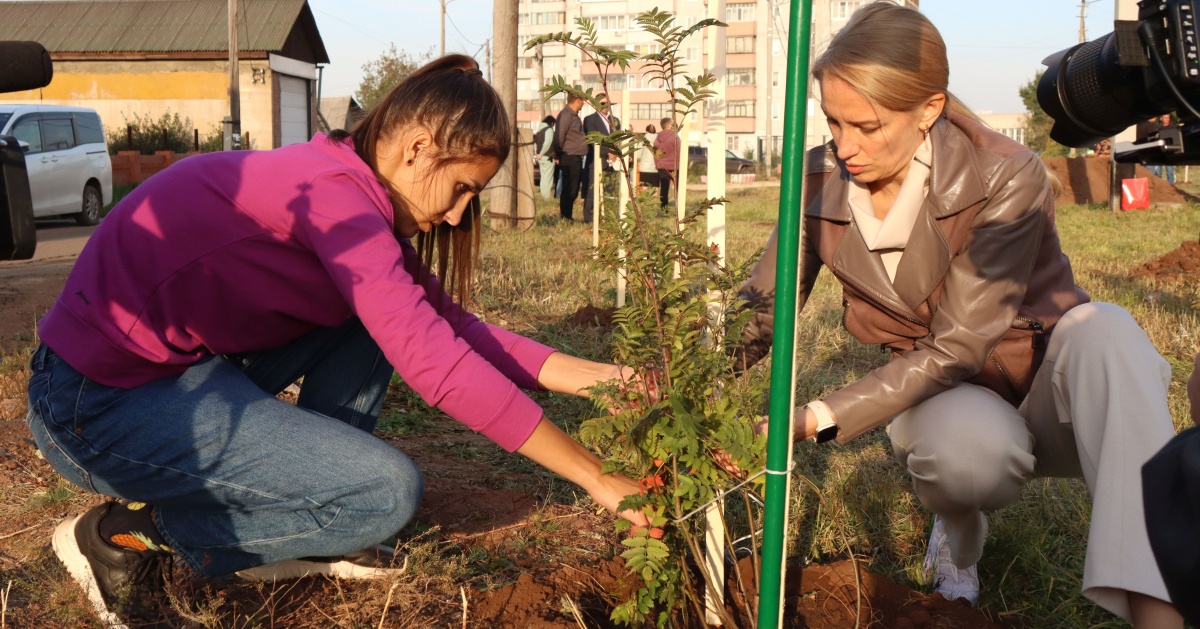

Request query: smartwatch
[{"left": 814, "top": 419, "right": 839, "bottom": 444}]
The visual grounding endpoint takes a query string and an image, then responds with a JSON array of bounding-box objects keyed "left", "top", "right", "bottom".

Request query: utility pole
[
  {"left": 439, "top": 0, "right": 456, "bottom": 56},
  {"left": 1078, "top": 0, "right": 1100, "bottom": 43},
  {"left": 486, "top": 38, "right": 492, "bottom": 83},
  {"left": 226, "top": 0, "right": 240, "bottom": 150}
]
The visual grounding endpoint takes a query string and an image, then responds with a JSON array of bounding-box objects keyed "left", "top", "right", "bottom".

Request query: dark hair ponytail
[{"left": 332, "top": 54, "right": 509, "bottom": 310}]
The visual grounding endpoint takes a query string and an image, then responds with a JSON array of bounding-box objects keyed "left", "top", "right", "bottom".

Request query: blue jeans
[{"left": 25, "top": 317, "right": 422, "bottom": 576}]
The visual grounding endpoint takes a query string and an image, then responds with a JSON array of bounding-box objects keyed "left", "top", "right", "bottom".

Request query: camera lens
[{"left": 1039, "top": 34, "right": 1165, "bottom": 147}]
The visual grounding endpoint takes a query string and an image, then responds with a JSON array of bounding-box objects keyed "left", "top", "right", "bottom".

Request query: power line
[
  {"left": 312, "top": 7, "right": 390, "bottom": 46},
  {"left": 446, "top": 12, "right": 480, "bottom": 49}
]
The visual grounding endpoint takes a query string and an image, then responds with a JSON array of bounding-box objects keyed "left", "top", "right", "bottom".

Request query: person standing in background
[
  {"left": 653, "top": 117, "right": 680, "bottom": 210},
  {"left": 554, "top": 94, "right": 587, "bottom": 221},
  {"left": 583, "top": 94, "right": 620, "bottom": 223},
  {"left": 533, "top": 115, "right": 557, "bottom": 200},
  {"left": 637, "top": 124, "right": 659, "bottom": 192}
]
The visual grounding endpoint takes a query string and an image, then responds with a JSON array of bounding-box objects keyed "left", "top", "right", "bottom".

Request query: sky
[{"left": 309, "top": 0, "right": 1120, "bottom": 114}]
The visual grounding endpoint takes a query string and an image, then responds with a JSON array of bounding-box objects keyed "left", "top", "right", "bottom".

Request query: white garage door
[{"left": 279, "top": 75, "right": 311, "bottom": 146}]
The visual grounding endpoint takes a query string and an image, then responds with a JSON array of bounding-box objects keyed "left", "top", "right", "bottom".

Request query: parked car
[
  {"left": 687, "top": 146, "right": 755, "bottom": 174},
  {"left": 0, "top": 105, "right": 113, "bottom": 225}
]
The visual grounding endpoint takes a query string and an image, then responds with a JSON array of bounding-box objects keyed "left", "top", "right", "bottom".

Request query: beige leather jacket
[{"left": 738, "top": 112, "right": 1090, "bottom": 443}]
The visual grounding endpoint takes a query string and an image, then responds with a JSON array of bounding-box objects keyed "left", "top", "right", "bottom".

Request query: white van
[{"left": 0, "top": 105, "right": 113, "bottom": 225}]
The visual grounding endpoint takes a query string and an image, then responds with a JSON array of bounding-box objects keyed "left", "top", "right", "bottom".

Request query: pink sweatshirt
[{"left": 37, "top": 134, "right": 556, "bottom": 452}]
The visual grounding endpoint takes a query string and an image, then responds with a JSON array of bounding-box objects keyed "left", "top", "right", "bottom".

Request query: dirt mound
[
  {"left": 1042, "top": 156, "right": 1195, "bottom": 208},
  {"left": 567, "top": 304, "right": 616, "bottom": 328},
  {"left": 1131, "top": 238, "right": 1200, "bottom": 283},
  {"left": 469, "top": 553, "right": 1008, "bottom": 628}
]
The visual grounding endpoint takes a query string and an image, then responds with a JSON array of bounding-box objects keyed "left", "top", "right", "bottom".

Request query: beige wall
[{"left": 0, "top": 58, "right": 282, "bottom": 150}]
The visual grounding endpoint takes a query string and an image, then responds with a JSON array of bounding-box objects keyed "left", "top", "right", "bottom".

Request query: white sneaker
[
  {"left": 922, "top": 515, "right": 981, "bottom": 605},
  {"left": 236, "top": 545, "right": 407, "bottom": 582}
]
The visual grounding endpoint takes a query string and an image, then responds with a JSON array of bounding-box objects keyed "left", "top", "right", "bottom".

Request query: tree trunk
[{"left": 488, "top": 0, "right": 533, "bottom": 231}]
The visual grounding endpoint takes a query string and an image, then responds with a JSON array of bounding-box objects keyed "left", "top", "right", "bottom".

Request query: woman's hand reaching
[
  {"left": 515, "top": 417, "right": 650, "bottom": 526},
  {"left": 584, "top": 471, "right": 650, "bottom": 526}
]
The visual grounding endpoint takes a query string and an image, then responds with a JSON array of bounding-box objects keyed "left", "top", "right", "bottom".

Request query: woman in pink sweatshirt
[{"left": 28, "top": 55, "right": 645, "bottom": 627}]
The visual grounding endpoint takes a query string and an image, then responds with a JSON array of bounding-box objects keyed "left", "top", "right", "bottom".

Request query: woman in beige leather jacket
[{"left": 738, "top": 4, "right": 1182, "bottom": 626}]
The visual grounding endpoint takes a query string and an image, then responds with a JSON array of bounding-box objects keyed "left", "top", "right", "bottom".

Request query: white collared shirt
[{"left": 846, "top": 136, "right": 933, "bottom": 282}]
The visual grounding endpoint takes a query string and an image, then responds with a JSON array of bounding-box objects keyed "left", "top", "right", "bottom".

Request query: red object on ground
[{"left": 1121, "top": 177, "right": 1150, "bottom": 210}]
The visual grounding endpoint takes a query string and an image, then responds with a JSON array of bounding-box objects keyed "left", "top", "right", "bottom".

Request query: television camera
[
  {"left": 1038, "top": 0, "right": 1200, "bottom": 165},
  {"left": 0, "top": 40, "right": 53, "bottom": 261}
]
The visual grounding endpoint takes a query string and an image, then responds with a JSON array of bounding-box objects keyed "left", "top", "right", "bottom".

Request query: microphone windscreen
[{"left": 0, "top": 41, "right": 54, "bottom": 93}]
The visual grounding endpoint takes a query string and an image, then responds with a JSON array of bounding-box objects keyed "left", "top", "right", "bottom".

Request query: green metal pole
[{"left": 756, "top": 0, "right": 813, "bottom": 627}]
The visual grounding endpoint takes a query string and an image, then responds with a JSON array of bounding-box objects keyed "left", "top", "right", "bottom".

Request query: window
[
  {"left": 631, "top": 43, "right": 661, "bottom": 56},
  {"left": 727, "top": 68, "right": 755, "bottom": 86},
  {"left": 771, "top": 71, "right": 780, "bottom": 88},
  {"left": 42, "top": 118, "right": 75, "bottom": 151},
  {"left": 11, "top": 117, "right": 42, "bottom": 153},
  {"left": 75, "top": 112, "right": 105, "bottom": 145},
  {"left": 727, "top": 36, "right": 756, "bottom": 54},
  {"left": 726, "top": 3, "right": 756, "bottom": 21},
  {"left": 772, "top": 39, "right": 782, "bottom": 56},
  {"left": 582, "top": 73, "right": 626, "bottom": 91},
  {"left": 729, "top": 100, "right": 756, "bottom": 118},
  {"left": 598, "top": 15, "right": 627, "bottom": 30},
  {"left": 519, "top": 12, "right": 565, "bottom": 25},
  {"left": 833, "top": 1, "right": 861, "bottom": 19},
  {"left": 772, "top": 103, "right": 781, "bottom": 119},
  {"left": 1000, "top": 128, "right": 1026, "bottom": 145},
  {"left": 628, "top": 73, "right": 665, "bottom": 90},
  {"left": 686, "top": 46, "right": 700, "bottom": 61},
  {"left": 0, "top": 114, "right": 10, "bottom": 130},
  {"left": 631, "top": 102, "right": 673, "bottom": 121},
  {"left": 518, "top": 97, "right": 566, "bottom": 113},
  {"left": 726, "top": 135, "right": 740, "bottom": 151}
]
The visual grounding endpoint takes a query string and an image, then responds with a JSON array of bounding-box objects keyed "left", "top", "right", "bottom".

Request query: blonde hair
[{"left": 812, "top": 2, "right": 978, "bottom": 122}]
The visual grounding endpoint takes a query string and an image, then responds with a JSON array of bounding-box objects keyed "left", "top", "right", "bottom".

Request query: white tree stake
[
  {"left": 592, "top": 143, "right": 601, "bottom": 253},
  {"left": 617, "top": 93, "right": 630, "bottom": 307},
  {"left": 703, "top": 0, "right": 728, "bottom": 623}
]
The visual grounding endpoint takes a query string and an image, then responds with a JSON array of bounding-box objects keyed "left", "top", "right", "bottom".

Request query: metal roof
[{"left": 0, "top": 0, "right": 328, "bottom": 61}]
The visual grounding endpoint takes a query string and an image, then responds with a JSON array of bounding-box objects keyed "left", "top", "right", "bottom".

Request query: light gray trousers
[{"left": 888, "top": 302, "right": 1175, "bottom": 622}]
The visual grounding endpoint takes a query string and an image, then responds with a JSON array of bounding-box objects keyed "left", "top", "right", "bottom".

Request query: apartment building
[{"left": 515, "top": 0, "right": 918, "bottom": 158}]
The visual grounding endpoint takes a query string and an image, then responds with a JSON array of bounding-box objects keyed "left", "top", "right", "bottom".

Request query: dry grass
[{"left": 0, "top": 189, "right": 1197, "bottom": 627}]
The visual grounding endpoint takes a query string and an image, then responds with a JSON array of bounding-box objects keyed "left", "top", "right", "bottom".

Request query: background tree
[
  {"left": 1019, "top": 70, "right": 1070, "bottom": 158},
  {"left": 356, "top": 44, "right": 432, "bottom": 111}
]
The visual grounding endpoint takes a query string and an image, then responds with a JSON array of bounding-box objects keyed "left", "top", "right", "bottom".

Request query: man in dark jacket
[
  {"left": 582, "top": 93, "right": 620, "bottom": 223},
  {"left": 554, "top": 93, "right": 587, "bottom": 221}
]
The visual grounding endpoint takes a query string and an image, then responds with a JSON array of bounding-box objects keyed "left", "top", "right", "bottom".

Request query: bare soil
[
  {"left": 1131, "top": 238, "right": 1200, "bottom": 284},
  {"left": 1, "top": 234, "right": 1197, "bottom": 626},
  {"left": 1042, "top": 155, "right": 1197, "bottom": 208}
]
